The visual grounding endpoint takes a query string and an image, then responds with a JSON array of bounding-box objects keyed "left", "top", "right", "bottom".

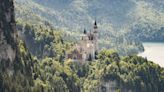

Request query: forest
[{"left": 0, "top": 0, "right": 164, "bottom": 92}]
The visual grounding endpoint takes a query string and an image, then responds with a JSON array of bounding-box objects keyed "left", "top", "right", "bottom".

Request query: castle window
[
  {"left": 73, "top": 55, "right": 77, "bottom": 59},
  {"left": 84, "top": 29, "right": 87, "bottom": 34},
  {"left": 88, "top": 54, "right": 92, "bottom": 61},
  {"left": 88, "top": 35, "right": 94, "bottom": 40},
  {"left": 101, "top": 86, "right": 107, "bottom": 92},
  {"left": 90, "top": 36, "right": 94, "bottom": 40}
]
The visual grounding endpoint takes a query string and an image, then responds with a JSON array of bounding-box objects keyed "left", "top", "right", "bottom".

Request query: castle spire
[
  {"left": 84, "top": 29, "right": 87, "bottom": 34},
  {"left": 94, "top": 20, "right": 98, "bottom": 29}
]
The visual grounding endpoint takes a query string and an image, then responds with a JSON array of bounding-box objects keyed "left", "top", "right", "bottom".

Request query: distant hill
[
  {"left": 14, "top": 0, "right": 164, "bottom": 42},
  {"left": 14, "top": 0, "right": 164, "bottom": 57}
]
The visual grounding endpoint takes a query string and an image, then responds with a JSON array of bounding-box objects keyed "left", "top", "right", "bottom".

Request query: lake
[{"left": 138, "top": 42, "right": 164, "bottom": 67}]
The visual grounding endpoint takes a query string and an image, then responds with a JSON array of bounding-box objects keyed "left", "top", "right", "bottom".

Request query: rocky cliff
[
  {"left": 0, "top": 0, "right": 19, "bottom": 62},
  {"left": 0, "top": 1, "right": 34, "bottom": 92}
]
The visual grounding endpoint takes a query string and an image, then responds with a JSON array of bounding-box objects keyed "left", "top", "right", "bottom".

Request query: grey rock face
[{"left": 0, "top": 0, "right": 18, "bottom": 62}]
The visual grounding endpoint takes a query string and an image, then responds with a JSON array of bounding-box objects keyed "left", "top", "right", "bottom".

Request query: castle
[{"left": 67, "top": 21, "right": 99, "bottom": 62}]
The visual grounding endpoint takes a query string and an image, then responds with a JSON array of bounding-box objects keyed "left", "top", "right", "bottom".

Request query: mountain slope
[
  {"left": 14, "top": 0, "right": 164, "bottom": 42},
  {"left": 14, "top": 0, "right": 148, "bottom": 56}
]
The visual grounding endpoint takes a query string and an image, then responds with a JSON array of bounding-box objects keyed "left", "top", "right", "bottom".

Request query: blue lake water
[{"left": 138, "top": 42, "right": 164, "bottom": 67}]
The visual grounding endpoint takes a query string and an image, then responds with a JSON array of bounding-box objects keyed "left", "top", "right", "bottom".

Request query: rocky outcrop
[{"left": 0, "top": 0, "right": 18, "bottom": 62}]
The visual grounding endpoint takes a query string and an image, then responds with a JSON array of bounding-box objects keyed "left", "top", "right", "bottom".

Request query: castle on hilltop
[{"left": 67, "top": 21, "right": 99, "bottom": 62}]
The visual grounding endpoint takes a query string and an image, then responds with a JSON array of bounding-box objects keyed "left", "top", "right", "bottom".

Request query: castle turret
[
  {"left": 84, "top": 29, "right": 87, "bottom": 34},
  {"left": 93, "top": 21, "right": 99, "bottom": 52},
  {"left": 82, "top": 29, "right": 88, "bottom": 41},
  {"left": 94, "top": 21, "right": 98, "bottom": 29}
]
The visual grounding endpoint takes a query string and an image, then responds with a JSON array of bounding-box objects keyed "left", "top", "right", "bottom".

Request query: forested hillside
[
  {"left": 14, "top": 0, "right": 148, "bottom": 56},
  {"left": 0, "top": 0, "right": 164, "bottom": 92},
  {"left": 14, "top": 0, "right": 164, "bottom": 42},
  {"left": 14, "top": 0, "right": 164, "bottom": 57}
]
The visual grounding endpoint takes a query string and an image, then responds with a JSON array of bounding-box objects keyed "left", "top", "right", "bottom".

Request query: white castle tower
[
  {"left": 82, "top": 20, "right": 99, "bottom": 61},
  {"left": 67, "top": 21, "right": 99, "bottom": 61}
]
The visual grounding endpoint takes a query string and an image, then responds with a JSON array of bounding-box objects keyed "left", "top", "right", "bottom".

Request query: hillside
[
  {"left": 14, "top": 0, "right": 164, "bottom": 42},
  {"left": 14, "top": 0, "right": 148, "bottom": 56},
  {"left": 14, "top": 0, "right": 164, "bottom": 57},
  {"left": 0, "top": 0, "right": 164, "bottom": 92}
]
